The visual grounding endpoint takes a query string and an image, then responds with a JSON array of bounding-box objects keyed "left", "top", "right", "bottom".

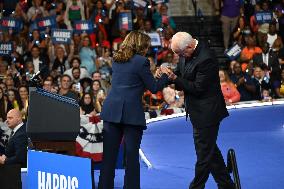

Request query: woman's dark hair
[{"left": 79, "top": 92, "right": 95, "bottom": 114}]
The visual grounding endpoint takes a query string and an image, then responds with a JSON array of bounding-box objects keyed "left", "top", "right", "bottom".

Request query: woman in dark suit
[{"left": 99, "top": 31, "right": 169, "bottom": 189}]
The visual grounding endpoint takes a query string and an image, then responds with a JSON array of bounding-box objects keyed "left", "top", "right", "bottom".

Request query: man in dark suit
[
  {"left": 0, "top": 109, "right": 28, "bottom": 168},
  {"left": 253, "top": 42, "right": 281, "bottom": 82},
  {"left": 167, "top": 32, "right": 235, "bottom": 189}
]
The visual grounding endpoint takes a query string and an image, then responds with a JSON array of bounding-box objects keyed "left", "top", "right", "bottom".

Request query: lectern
[{"left": 26, "top": 88, "right": 80, "bottom": 155}]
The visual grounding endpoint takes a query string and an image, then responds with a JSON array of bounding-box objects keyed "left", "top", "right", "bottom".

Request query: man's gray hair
[{"left": 171, "top": 32, "right": 193, "bottom": 51}]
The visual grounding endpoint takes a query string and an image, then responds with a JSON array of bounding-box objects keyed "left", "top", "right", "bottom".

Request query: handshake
[{"left": 154, "top": 65, "right": 177, "bottom": 80}]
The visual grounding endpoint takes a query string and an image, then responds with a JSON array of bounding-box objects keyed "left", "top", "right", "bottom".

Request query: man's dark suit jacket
[
  {"left": 174, "top": 41, "right": 228, "bottom": 128},
  {"left": 253, "top": 52, "right": 281, "bottom": 80},
  {"left": 100, "top": 54, "right": 168, "bottom": 127},
  {"left": 5, "top": 124, "right": 28, "bottom": 168}
]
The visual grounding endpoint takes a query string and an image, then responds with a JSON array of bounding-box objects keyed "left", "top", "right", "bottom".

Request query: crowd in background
[
  {"left": 0, "top": 0, "right": 284, "bottom": 130},
  {"left": 219, "top": 0, "right": 284, "bottom": 104}
]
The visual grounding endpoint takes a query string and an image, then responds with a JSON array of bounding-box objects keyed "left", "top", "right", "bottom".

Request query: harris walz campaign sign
[
  {"left": 35, "top": 16, "right": 57, "bottom": 31},
  {"left": 255, "top": 11, "right": 273, "bottom": 24},
  {"left": 73, "top": 20, "right": 95, "bottom": 34},
  {"left": 0, "top": 42, "right": 13, "bottom": 56},
  {"left": 119, "top": 12, "right": 133, "bottom": 31},
  {"left": 225, "top": 43, "right": 242, "bottom": 60},
  {"left": 0, "top": 17, "right": 23, "bottom": 32},
  {"left": 28, "top": 150, "right": 92, "bottom": 189},
  {"left": 51, "top": 29, "right": 72, "bottom": 44}
]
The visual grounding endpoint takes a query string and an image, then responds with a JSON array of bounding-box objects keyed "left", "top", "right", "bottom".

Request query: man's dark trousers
[{"left": 189, "top": 123, "right": 235, "bottom": 189}]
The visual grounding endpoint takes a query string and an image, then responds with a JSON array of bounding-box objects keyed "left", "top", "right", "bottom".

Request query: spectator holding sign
[{"left": 152, "top": 3, "right": 176, "bottom": 30}]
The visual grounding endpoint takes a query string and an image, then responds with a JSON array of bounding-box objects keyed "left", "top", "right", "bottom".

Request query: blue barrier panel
[{"left": 28, "top": 150, "right": 92, "bottom": 189}]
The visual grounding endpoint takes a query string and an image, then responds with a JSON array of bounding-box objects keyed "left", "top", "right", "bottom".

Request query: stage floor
[{"left": 23, "top": 104, "right": 284, "bottom": 189}]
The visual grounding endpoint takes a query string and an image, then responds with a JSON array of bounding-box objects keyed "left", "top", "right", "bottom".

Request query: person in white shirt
[{"left": 64, "top": 57, "right": 90, "bottom": 80}]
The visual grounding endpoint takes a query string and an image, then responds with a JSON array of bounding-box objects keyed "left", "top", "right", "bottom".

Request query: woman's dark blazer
[{"left": 100, "top": 54, "right": 168, "bottom": 126}]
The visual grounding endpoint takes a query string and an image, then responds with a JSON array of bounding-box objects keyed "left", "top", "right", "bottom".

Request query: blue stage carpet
[{"left": 23, "top": 104, "right": 284, "bottom": 189}]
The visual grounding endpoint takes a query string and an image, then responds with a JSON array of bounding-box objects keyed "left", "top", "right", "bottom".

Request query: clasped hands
[{"left": 155, "top": 66, "right": 177, "bottom": 80}]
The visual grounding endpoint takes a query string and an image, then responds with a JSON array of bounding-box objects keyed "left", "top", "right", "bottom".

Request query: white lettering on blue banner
[{"left": 38, "top": 171, "right": 79, "bottom": 189}]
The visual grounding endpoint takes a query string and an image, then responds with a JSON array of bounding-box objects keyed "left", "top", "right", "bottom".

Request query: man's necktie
[{"left": 8, "top": 130, "right": 14, "bottom": 141}]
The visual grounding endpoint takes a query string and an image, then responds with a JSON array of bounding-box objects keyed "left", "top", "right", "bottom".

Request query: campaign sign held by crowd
[
  {"left": 225, "top": 43, "right": 242, "bottom": 60},
  {"left": 255, "top": 11, "right": 273, "bottom": 24},
  {"left": 52, "top": 29, "right": 72, "bottom": 44},
  {"left": 0, "top": 17, "right": 23, "bottom": 32},
  {"left": 0, "top": 42, "right": 13, "bottom": 56},
  {"left": 28, "top": 150, "right": 92, "bottom": 189},
  {"left": 148, "top": 32, "right": 162, "bottom": 46},
  {"left": 133, "top": 0, "right": 147, "bottom": 8},
  {"left": 119, "top": 12, "right": 133, "bottom": 31},
  {"left": 73, "top": 20, "right": 95, "bottom": 34},
  {"left": 36, "top": 16, "right": 57, "bottom": 31}
]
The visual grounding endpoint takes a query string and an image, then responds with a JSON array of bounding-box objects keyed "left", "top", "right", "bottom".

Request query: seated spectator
[
  {"left": 240, "top": 34, "right": 262, "bottom": 63},
  {"left": 219, "top": 70, "right": 240, "bottom": 105},
  {"left": 0, "top": 109, "right": 28, "bottom": 168},
  {"left": 64, "top": 57, "right": 90, "bottom": 80},
  {"left": 253, "top": 42, "right": 280, "bottom": 82},
  {"left": 252, "top": 66, "right": 272, "bottom": 100},
  {"left": 91, "top": 71, "right": 110, "bottom": 94},
  {"left": 79, "top": 92, "right": 96, "bottom": 116},
  {"left": 261, "top": 89, "right": 272, "bottom": 101},
  {"left": 58, "top": 75, "right": 78, "bottom": 101},
  {"left": 4, "top": 75, "right": 16, "bottom": 90},
  {"left": 25, "top": 45, "right": 49, "bottom": 78},
  {"left": 72, "top": 67, "right": 81, "bottom": 84},
  {"left": 143, "top": 90, "right": 164, "bottom": 110},
  {"left": 90, "top": 80, "right": 104, "bottom": 100},
  {"left": 0, "top": 87, "right": 13, "bottom": 122},
  {"left": 273, "top": 69, "right": 284, "bottom": 98},
  {"left": 230, "top": 62, "right": 257, "bottom": 101}
]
